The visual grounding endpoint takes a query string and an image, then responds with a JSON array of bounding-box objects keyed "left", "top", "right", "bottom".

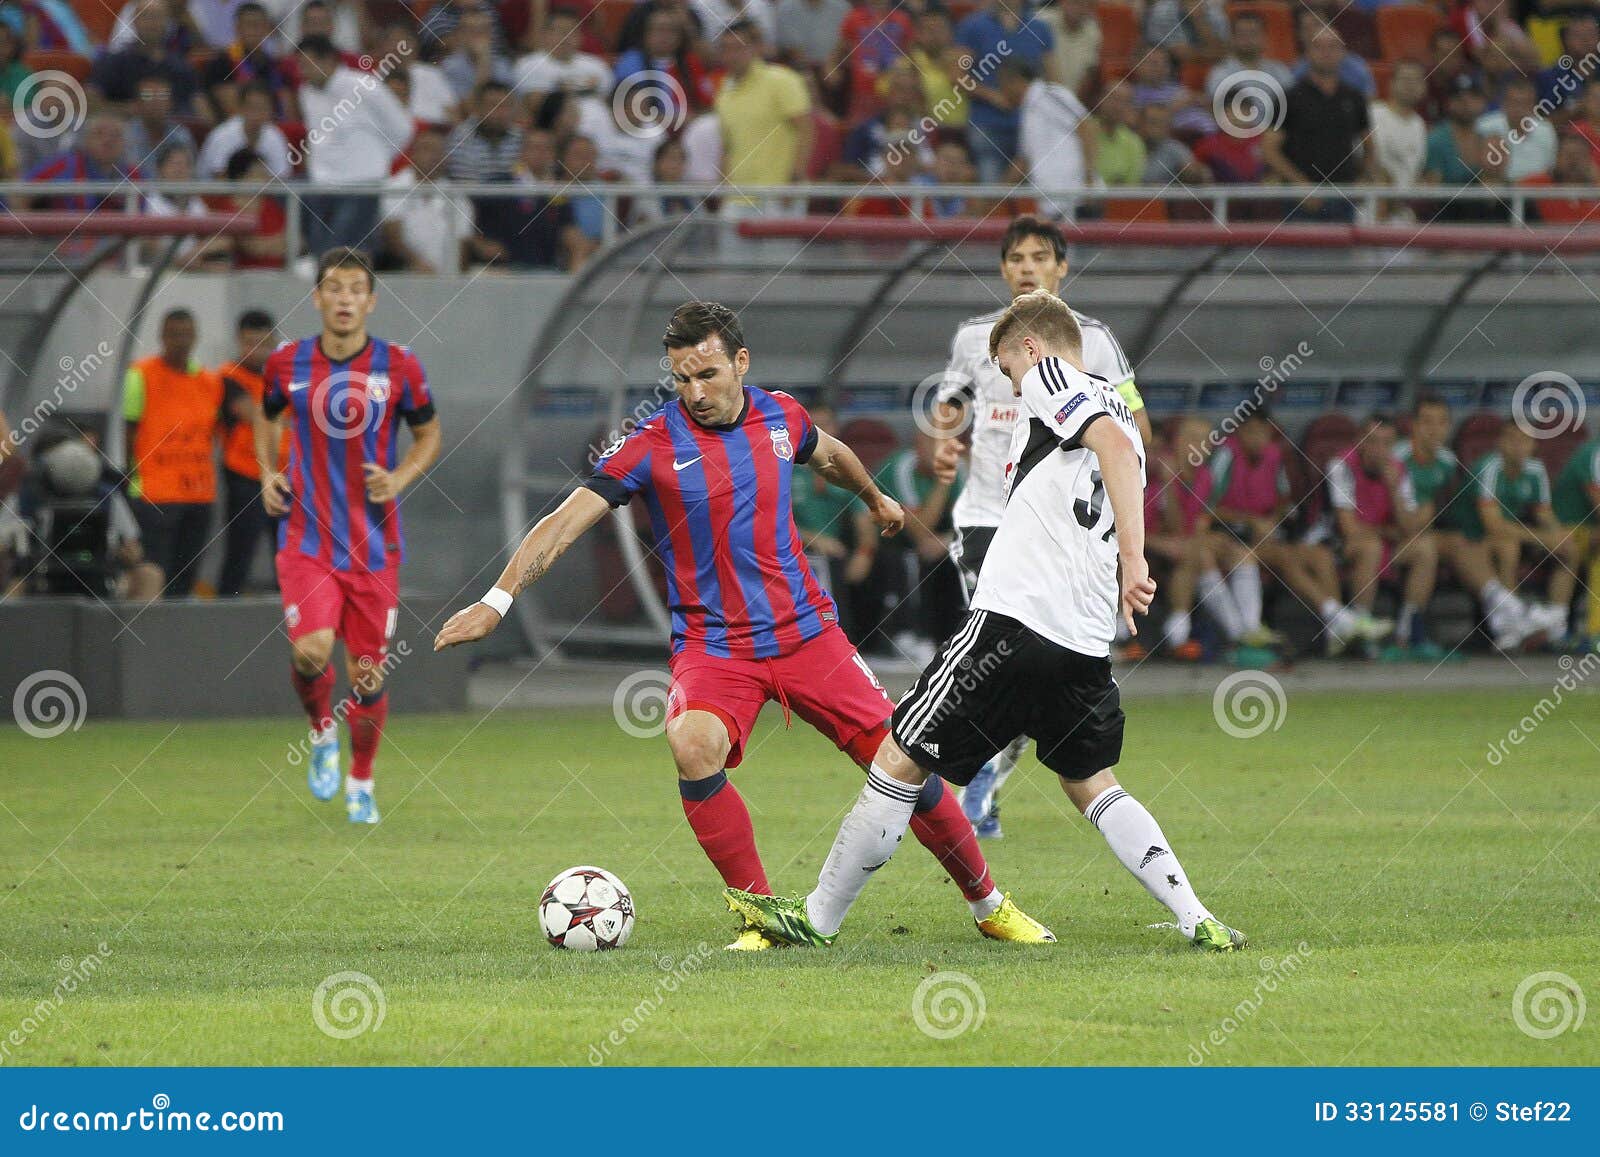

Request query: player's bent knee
[
  {"left": 291, "top": 631, "right": 335, "bottom": 673},
  {"left": 1061, "top": 768, "right": 1119, "bottom": 814},
  {"left": 666, "top": 712, "right": 732, "bottom": 778}
]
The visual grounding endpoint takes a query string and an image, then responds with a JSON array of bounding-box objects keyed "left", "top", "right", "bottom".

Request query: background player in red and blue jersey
[
  {"left": 437, "top": 301, "right": 1051, "bottom": 948},
  {"left": 255, "top": 248, "right": 442, "bottom": 824}
]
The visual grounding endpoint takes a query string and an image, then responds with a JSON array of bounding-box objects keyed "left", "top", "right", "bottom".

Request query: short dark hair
[
  {"left": 1241, "top": 403, "right": 1273, "bottom": 425},
  {"left": 663, "top": 301, "right": 747, "bottom": 356},
  {"left": 238, "top": 309, "right": 275, "bottom": 332},
  {"left": 238, "top": 80, "right": 275, "bottom": 106},
  {"left": 316, "top": 245, "right": 375, "bottom": 289},
  {"left": 1413, "top": 391, "right": 1449, "bottom": 416},
  {"left": 1366, "top": 412, "right": 1397, "bottom": 431},
  {"left": 162, "top": 308, "right": 195, "bottom": 327},
  {"left": 236, "top": 1, "right": 267, "bottom": 18},
  {"left": 1000, "top": 214, "right": 1066, "bottom": 263},
  {"left": 998, "top": 58, "right": 1038, "bottom": 85},
  {"left": 297, "top": 34, "right": 338, "bottom": 59},
  {"left": 224, "top": 147, "right": 262, "bottom": 179},
  {"left": 722, "top": 17, "right": 760, "bottom": 41}
]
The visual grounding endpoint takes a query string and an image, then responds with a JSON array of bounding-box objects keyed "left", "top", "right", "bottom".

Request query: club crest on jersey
[
  {"left": 769, "top": 426, "right": 794, "bottom": 461},
  {"left": 1055, "top": 394, "right": 1088, "bottom": 425},
  {"left": 365, "top": 373, "right": 391, "bottom": 404},
  {"left": 285, "top": 603, "right": 300, "bottom": 629}
]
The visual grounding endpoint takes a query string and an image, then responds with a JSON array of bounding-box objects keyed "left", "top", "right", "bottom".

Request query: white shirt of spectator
[
  {"left": 593, "top": 118, "right": 661, "bottom": 185},
  {"left": 511, "top": 50, "right": 613, "bottom": 98},
  {"left": 1475, "top": 109, "right": 1558, "bottom": 182},
  {"left": 691, "top": 0, "right": 776, "bottom": 43},
  {"left": 198, "top": 115, "right": 292, "bottom": 179},
  {"left": 405, "top": 61, "right": 459, "bottom": 125},
  {"left": 381, "top": 168, "right": 475, "bottom": 275},
  {"left": 1368, "top": 100, "right": 1426, "bottom": 186},
  {"left": 681, "top": 113, "right": 723, "bottom": 183},
  {"left": 298, "top": 64, "right": 414, "bottom": 184},
  {"left": 1018, "top": 79, "right": 1091, "bottom": 221}
]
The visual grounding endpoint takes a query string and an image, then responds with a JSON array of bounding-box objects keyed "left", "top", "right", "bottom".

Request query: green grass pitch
[{"left": 1, "top": 689, "right": 1595, "bottom": 1066}]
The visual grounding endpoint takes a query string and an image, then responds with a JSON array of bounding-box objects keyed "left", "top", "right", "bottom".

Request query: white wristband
[{"left": 478, "top": 587, "right": 514, "bottom": 618}]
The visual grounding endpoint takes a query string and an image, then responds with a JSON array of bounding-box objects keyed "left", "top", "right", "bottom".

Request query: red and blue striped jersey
[
  {"left": 261, "top": 336, "right": 436, "bottom": 573},
  {"left": 586, "top": 387, "right": 836, "bottom": 658}
]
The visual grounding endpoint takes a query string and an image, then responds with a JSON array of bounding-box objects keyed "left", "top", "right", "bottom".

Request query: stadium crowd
[{"left": 4, "top": 0, "right": 1600, "bottom": 271}]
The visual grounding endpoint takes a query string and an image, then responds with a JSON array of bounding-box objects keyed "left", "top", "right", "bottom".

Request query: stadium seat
[
  {"left": 838, "top": 417, "right": 898, "bottom": 473},
  {"left": 1104, "top": 197, "right": 1169, "bottom": 222},
  {"left": 1223, "top": 2, "right": 1297, "bottom": 63},
  {"left": 1301, "top": 411, "right": 1360, "bottom": 475},
  {"left": 77, "top": 1, "right": 122, "bottom": 46},
  {"left": 23, "top": 50, "right": 92, "bottom": 82},
  {"left": 1098, "top": 4, "right": 1139, "bottom": 66},
  {"left": 1534, "top": 424, "right": 1591, "bottom": 479},
  {"left": 1376, "top": 5, "right": 1443, "bottom": 63},
  {"left": 1452, "top": 411, "right": 1504, "bottom": 466}
]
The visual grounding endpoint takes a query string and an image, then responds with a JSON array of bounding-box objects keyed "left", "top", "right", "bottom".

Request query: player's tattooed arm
[
  {"left": 808, "top": 430, "right": 905, "bottom": 537},
  {"left": 514, "top": 550, "right": 551, "bottom": 595}
]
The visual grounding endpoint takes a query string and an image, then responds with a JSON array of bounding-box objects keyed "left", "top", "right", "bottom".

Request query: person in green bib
[
  {"left": 1552, "top": 434, "right": 1600, "bottom": 650},
  {"left": 1459, "top": 421, "right": 1576, "bottom": 644}
]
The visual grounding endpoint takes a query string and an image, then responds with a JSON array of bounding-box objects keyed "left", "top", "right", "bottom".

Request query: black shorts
[
  {"left": 951, "top": 525, "right": 997, "bottom": 601},
  {"left": 890, "top": 609, "right": 1125, "bottom": 784}
]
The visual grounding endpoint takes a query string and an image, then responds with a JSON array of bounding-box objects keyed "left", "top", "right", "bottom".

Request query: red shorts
[
  {"left": 276, "top": 548, "right": 399, "bottom": 665},
  {"left": 667, "top": 626, "right": 893, "bottom": 769}
]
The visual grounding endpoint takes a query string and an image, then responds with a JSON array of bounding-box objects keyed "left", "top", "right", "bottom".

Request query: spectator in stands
[
  {"left": 1301, "top": 0, "right": 1379, "bottom": 63},
  {"left": 904, "top": 7, "right": 967, "bottom": 132},
  {"left": 925, "top": 137, "right": 975, "bottom": 216},
  {"left": 830, "top": 0, "right": 914, "bottom": 125},
  {"left": 1424, "top": 75, "right": 1504, "bottom": 220},
  {"left": 1038, "top": 0, "right": 1101, "bottom": 97},
  {"left": 1091, "top": 82, "right": 1148, "bottom": 187},
  {"left": 1527, "top": 132, "right": 1600, "bottom": 222},
  {"left": 123, "top": 74, "right": 196, "bottom": 173},
  {"left": 145, "top": 144, "right": 233, "bottom": 269},
  {"left": 0, "top": 116, "right": 16, "bottom": 183},
  {"left": 1479, "top": 75, "right": 1559, "bottom": 181},
  {"left": 1143, "top": 0, "right": 1227, "bottom": 62},
  {"left": 1536, "top": 13, "right": 1599, "bottom": 118},
  {"left": 0, "top": 0, "right": 92, "bottom": 53},
  {"left": 215, "top": 308, "right": 279, "bottom": 598},
  {"left": 124, "top": 308, "right": 223, "bottom": 599},
  {"left": 1572, "top": 82, "right": 1600, "bottom": 163},
  {"left": 295, "top": 0, "right": 364, "bottom": 56},
  {"left": 612, "top": 6, "right": 714, "bottom": 121},
  {"left": 957, "top": 0, "right": 1056, "bottom": 183},
  {"left": 446, "top": 79, "right": 524, "bottom": 181},
  {"left": 472, "top": 127, "right": 580, "bottom": 270},
  {"left": 1194, "top": 102, "right": 1266, "bottom": 184},
  {"left": 1206, "top": 12, "right": 1294, "bottom": 108},
  {"left": 774, "top": 0, "right": 850, "bottom": 72},
  {"left": 1460, "top": 420, "right": 1576, "bottom": 641},
  {"left": 219, "top": 147, "right": 288, "bottom": 268},
  {"left": 617, "top": 0, "right": 702, "bottom": 58},
  {"left": 25, "top": 110, "right": 140, "bottom": 210},
  {"left": 555, "top": 132, "right": 605, "bottom": 263},
  {"left": 371, "top": 20, "right": 458, "bottom": 126},
  {"left": 1291, "top": 11, "right": 1374, "bottom": 98},
  {"left": 198, "top": 80, "right": 290, "bottom": 179},
  {"left": 1369, "top": 60, "right": 1428, "bottom": 200},
  {"left": 1454, "top": 0, "right": 1535, "bottom": 63},
  {"left": 630, "top": 136, "right": 697, "bottom": 224},
  {"left": 199, "top": 1, "right": 291, "bottom": 119},
  {"left": 514, "top": 10, "right": 611, "bottom": 100},
  {"left": 841, "top": 63, "right": 928, "bottom": 173},
  {"left": 106, "top": 0, "right": 197, "bottom": 57},
  {"left": 1005, "top": 58, "right": 1094, "bottom": 220},
  {"left": 1130, "top": 46, "right": 1213, "bottom": 137},
  {"left": 0, "top": 20, "right": 30, "bottom": 105},
  {"left": 1424, "top": 29, "right": 1479, "bottom": 124},
  {"left": 1323, "top": 414, "right": 1444, "bottom": 660},
  {"left": 441, "top": 1, "right": 515, "bottom": 103},
  {"left": 90, "top": 0, "right": 201, "bottom": 111},
  {"left": 593, "top": 85, "right": 663, "bottom": 183},
  {"left": 297, "top": 33, "right": 413, "bottom": 256},
  {"left": 421, "top": 0, "right": 510, "bottom": 58},
  {"left": 380, "top": 125, "right": 475, "bottom": 274},
  {"left": 715, "top": 20, "right": 811, "bottom": 212},
  {"left": 1140, "top": 101, "right": 1211, "bottom": 184},
  {"left": 1263, "top": 27, "right": 1375, "bottom": 222}
]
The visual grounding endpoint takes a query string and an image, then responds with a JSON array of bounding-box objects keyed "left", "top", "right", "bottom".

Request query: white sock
[
  {"left": 1480, "top": 580, "right": 1525, "bottom": 630},
  {"left": 1165, "top": 608, "right": 1192, "bottom": 647},
  {"left": 968, "top": 887, "right": 1003, "bottom": 920},
  {"left": 1395, "top": 603, "right": 1417, "bottom": 643},
  {"left": 805, "top": 764, "right": 919, "bottom": 936},
  {"left": 1085, "top": 784, "right": 1213, "bottom": 938},
  {"left": 1196, "top": 568, "right": 1243, "bottom": 640},
  {"left": 990, "top": 734, "right": 1028, "bottom": 795},
  {"left": 1320, "top": 598, "right": 1355, "bottom": 635},
  {"left": 346, "top": 775, "right": 372, "bottom": 795},
  {"left": 1229, "top": 563, "right": 1263, "bottom": 632}
]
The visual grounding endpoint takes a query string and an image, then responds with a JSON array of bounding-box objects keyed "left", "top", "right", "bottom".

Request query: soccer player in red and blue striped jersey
[
  {"left": 437, "top": 301, "right": 1050, "bottom": 947},
  {"left": 256, "top": 248, "right": 442, "bottom": 824}
]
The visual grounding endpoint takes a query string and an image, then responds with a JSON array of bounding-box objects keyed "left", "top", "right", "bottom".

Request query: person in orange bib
[
  {"left": 123, "top": 309, "right": 225, "bottom": 597},
  {"left": 216, "top": 309, "right": 283, "bottom": 596}
]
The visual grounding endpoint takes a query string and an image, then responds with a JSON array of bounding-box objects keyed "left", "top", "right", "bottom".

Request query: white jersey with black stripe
[
  {"left": 936, "top": 305, "right": 1134, "bottom": 531},
  {"left": 970, "top": 356, "right": 1145, "bottom": 658}
]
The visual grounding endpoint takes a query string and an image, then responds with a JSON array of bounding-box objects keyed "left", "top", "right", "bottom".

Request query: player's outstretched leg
[
  {"left": 290, "top": 631, "right": 340, "bottom": 802},
  {"left": 961, "top": 735, "right": 1027, "bottom": 838},
  {"left": 344, "top": 684, "right": 386, "bottom": 824},
  {"left": 1067, "top": 772, "right": 1246, "bottom": 951}
]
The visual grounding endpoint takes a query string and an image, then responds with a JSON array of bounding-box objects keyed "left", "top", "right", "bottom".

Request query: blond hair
[{"left": 987, "top": 290, "right": 1083, "bottom": 362}]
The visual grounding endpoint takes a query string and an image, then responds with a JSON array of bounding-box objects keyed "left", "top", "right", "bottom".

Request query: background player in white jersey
[
  {"left": 727, "top": 292, "right": 1246, "bottom": 952},
  {"left": 934, "top": 215, "right": 1152, "bottom": 838}
]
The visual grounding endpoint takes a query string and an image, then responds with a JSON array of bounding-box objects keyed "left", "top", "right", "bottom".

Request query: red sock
[
  {"left": 910, "top": 779, "right": 995, "bottom": 902},
  {"left": 346, "top": 689, "right": 387, "bottom": 785},
  {"left": 291, "top": 665, "right": 334, "bottom": 732},
  {"left": 680, "top": 772, "right": 770, "bottom": 894}
]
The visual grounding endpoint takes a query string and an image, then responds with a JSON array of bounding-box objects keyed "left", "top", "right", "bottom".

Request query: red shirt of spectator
[{"left": 837, "top": 1, "right": 914, "bottom": 124}]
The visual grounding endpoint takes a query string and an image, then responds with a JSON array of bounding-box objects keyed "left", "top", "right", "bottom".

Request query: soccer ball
[{"left": 538, "top": 866, "right": 634, "bottom": 950}]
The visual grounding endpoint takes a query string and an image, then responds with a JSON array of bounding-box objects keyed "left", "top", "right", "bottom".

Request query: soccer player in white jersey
[
  {"left": 936, "top": 215, "right": 1152, "bottom": 839},
  {"left": 727, "top": 292, "right": 1247, "bottom": 952}
]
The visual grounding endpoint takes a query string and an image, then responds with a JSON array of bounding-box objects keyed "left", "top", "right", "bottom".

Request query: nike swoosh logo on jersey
[{"left": 672, "top": 456, "right": 703, "bottom": 471}]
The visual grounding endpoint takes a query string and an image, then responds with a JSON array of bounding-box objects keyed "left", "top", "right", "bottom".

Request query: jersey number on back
[{"left": 1073, "top": 470, "right": 1117, "bottom": 542}]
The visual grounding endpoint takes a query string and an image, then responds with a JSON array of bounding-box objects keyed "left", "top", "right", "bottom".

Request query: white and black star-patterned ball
[{"left": 539, "top": 866, "right": 635, "bottom": 950}]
